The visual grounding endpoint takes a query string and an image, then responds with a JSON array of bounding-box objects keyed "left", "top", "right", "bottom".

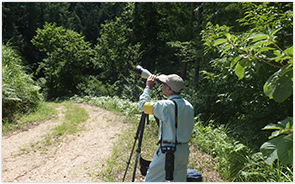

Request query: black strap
[
  {"left": 158, "top": 97, "right": 181, "bottom": 146},
  {"left": 171, "top": 99, "right": 178, "bottom": 145}
]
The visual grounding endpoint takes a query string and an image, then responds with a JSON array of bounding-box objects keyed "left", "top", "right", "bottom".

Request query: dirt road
[
  {"left": 2, "top": 103, "right": 223, "bottom": 182},
  {"left": 2, "top": 103, "right": 127, "bottom": 182}
]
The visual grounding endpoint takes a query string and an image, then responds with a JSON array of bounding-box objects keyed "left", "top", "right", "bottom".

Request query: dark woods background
[{"left": 2, "top": 2, "right": 293, "bottom": 156}]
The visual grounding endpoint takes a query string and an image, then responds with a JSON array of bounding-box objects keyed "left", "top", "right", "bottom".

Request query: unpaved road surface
[
  {"left": 2, "top": 103, "right": 128, "bottom": 182},
  {"left": 2, "top": 103, "right": 223, "bottom": 182}
]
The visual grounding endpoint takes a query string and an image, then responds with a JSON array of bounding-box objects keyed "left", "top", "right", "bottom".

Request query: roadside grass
[
  {"left": 2, "top": 102, "right": 57, "bottom": 135},
  {"left": 34, "top": 102, "right": 88, "bottom": 153},
  {"left": 9, "top": 101, "right": 89, "bottom": 155}
]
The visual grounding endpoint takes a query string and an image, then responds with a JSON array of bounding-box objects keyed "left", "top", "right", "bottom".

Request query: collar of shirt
[{"left": 168, "top": 94, "right": 182, "bottom": 100}]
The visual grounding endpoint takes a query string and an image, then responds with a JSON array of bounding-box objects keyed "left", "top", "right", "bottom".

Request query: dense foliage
[
  {"left": 2, "top": 2, "right": 293, "bottom": 182},
  {"left": 31, "top": 22, "right": 92, "bottom": 99},
  {"left": 2, "top": 44, "right": 43, "bottom": 123}
]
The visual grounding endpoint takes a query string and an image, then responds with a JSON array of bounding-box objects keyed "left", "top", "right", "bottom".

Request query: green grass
[
  {"left": 52, "top": 102, "right": 88, "bottom": 137},
  {"left": 19, "top": 102, "right": 57, "bottom": 122},
  {"left": 40, "top": 102, "right": 88, "bottom": 149},
  {"left": 191, "top": 121, "right": 293, "bottom": 182},
  {"left": 2, "top": 102, "right": 57, "bottom": 135},
  {"left": 8, "top": 101, "right": 89, "bottom": 155}
]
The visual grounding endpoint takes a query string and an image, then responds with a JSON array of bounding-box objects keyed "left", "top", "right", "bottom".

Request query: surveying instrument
[{"left": 122, "top": 66, "right": 160, "bottom": 182}]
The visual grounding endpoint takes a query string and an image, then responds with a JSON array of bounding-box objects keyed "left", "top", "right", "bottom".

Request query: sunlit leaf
[
  {"left": 284, "top": 46, "right": 293, "bottom": 56},
  {"left": 230, "top": 55, "right": 243, "bottom": 69},
  {"left": 257, "top": 47, "right": 275, "bottom": 53},
  {"left": 250, "top": 34, "right": 268, "bottom": 42},
  {"left": 262, "top": 124, "right": 285, "bottom": 130},
  {"left": 213, "top": 38, "right": 227, "bottom": 46},
  {"left": 235, "top": 63, "right": 245, "bottom": 80},
  {"left": 270, "top": 28, "right": 282, "bottom": 37},
  {"left": 225, "top": 33, "right": 232, "bottom": 40}
]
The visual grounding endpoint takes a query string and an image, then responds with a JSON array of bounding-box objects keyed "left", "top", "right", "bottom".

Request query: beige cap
[{"left": 158, "top": 74, "right": 184, "bottom": 93}]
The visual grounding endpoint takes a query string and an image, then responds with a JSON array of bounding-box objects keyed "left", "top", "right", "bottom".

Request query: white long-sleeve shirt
[{"left": 139, "top": 88, "right": 194, "bottom": 144}]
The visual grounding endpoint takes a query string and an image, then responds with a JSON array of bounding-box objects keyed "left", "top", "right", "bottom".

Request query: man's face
[{"left": 162, "top": 83, "right": 171, "bottom": 96}]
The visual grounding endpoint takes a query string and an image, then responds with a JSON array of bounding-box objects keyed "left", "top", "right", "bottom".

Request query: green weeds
[
  {"left": 11, "top": 102, "right": 88, "bottom": 155},
  {"left": 191, "top": 121, "right": 293, "bottom": 182},
  {"left": 70, "top": 95, "right": 140, "bottom": 118},
  {"left": 2, "top": 102, "right": 57, "bottom": 135},
  {"left": 52, "top": 102, "right": 88, "bottom": 136}
]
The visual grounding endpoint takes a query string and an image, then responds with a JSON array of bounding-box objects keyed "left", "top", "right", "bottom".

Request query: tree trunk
[
  {"left": 194, "top": 4, "right": 203, "bottom": 90},
  {"left": 181, "top": 2, "right": 195, "bottom": 80}
]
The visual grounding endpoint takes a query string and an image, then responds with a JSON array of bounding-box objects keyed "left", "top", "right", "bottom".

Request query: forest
[{"left": 2, "top": 2, "right": 293, "bottom": 182}]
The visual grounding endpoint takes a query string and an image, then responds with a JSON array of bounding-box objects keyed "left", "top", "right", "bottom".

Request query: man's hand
[{"left": 146, "top": 75, "right": 156, "bottom": 89}]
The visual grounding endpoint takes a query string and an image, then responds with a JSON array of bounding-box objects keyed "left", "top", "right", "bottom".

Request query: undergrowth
[{"left": 192, "top": 121, "right": 293, "bottom": 182}]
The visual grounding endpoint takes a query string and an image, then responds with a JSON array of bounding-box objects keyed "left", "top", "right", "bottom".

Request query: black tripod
[
  {"left": 122, "top": 112, "right": 149, "bottom": 182},
  {"left": 122, "top": 82, "right": 162, "bottom": 182}
]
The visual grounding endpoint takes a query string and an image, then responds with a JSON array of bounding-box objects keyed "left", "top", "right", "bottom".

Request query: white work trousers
[{"left": 144, "top": 143, "right": 189, "bottom": 182}]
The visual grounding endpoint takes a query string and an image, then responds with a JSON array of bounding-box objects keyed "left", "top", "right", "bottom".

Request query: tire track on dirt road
[{"left": 2, "top": 103, "right": 128, "bottom": 182}]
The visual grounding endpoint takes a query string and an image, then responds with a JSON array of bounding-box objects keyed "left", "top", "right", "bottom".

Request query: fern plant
[{"left": 2, "top": 44, "right": 43, "bottom": 123}]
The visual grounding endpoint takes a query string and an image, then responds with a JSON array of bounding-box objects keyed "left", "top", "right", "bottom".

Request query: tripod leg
[
  {"left": 132, "top": 113, "right": 146, "bottom": 182},
  {"left": 122, "top": 112, "right": 145, "bottom": 182}
]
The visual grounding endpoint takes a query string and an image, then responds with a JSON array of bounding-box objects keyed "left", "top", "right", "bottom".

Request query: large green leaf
[
  {"left": 272, "top": 67, "right": 293, "bottom": 102},
  {"left": 260, "top": 136, "right": 281, "bottom": 165},
  {"left": 276, "top": 134, "right": 293, "bottom": 166},
  {"left": 230, "top": 55, "right": 243, "bottom": 69},
  {"left": 263, "top": 117, "right": 293, "bottom": 131},
  {"left": 257, "top": 47, "right": 275, "bottom": 54},
  {"left": 263, "top": 65, "right": 293, "bottom": 102},
  {"left": 261, "top": 134, "right": 293, "bottom": 166}
]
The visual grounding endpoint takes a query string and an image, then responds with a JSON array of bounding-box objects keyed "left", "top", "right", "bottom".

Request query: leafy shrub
[
  {"left": 77, "top": 75, "right": 117, "bottom": 97},
  {"left": 2, "top": 44, "right": 43, "bottom": 123},
  {"left": 191, "top": 121, "right": 293, "bottom": 182},
  {"left": 31, "top": 22, "right": 93, "bottom": 100}
]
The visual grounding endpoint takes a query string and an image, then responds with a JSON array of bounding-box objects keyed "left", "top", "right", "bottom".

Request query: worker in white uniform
[{"left": 139, "top": 74, "right": 194, "bottom": 182}]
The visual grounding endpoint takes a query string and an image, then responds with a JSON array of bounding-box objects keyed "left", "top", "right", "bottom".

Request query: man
[{"left": 139, "top": 74, "right": 194, "bottom": 182}]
